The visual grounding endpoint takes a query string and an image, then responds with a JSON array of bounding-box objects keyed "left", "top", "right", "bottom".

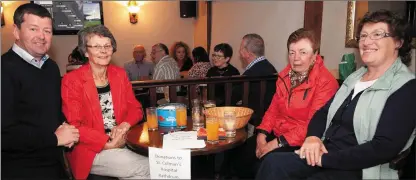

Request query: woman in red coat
[
  {"left": 61, "top": 25, "right": 149, "bottom": 179},
  {"left": 230, "top": 28, "right": 339, "bottom": 178}
]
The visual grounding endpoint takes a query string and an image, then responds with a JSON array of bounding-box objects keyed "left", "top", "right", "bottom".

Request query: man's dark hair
[{"left": 14, "top": 3, "right": 52, "bottom": 29}]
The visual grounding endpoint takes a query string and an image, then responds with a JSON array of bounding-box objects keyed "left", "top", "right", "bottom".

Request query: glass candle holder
[
  {"left": 203, "top": 100, "right": 216, "bottom": 110},
  {"left": 203, "top": 100, "right": 216, "bottom": 119},
  {"left": 192, "top": 98, "right": 201, "bottom": 108},
  {"left": 192, "top": 106, "right": 204, "bottom": 130},
  {"left": 223, "top": 111, "right": 236, "bottom": 138},
  {"left": 163, "top": 86, "right": 170, "bottom": 102}
]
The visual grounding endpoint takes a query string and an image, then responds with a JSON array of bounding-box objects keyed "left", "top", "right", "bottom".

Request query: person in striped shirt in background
[{"left": 151, "top": 43, "right": 181, "bottom": 100}]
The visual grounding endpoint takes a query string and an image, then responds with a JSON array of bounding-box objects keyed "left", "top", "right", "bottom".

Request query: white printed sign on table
[{"left": 148, "top": 147, "right": 191, "bottom": 179}]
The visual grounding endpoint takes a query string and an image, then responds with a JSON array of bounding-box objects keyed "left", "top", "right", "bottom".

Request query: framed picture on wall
[
  {"left": 31, "top": 1, "right": 104, "bottom": 35},
  {"left": 1, "top": 12, "right": 4, "bottom": 27},
  {"left": 345, "top": 1, "right": 416, "bottom": 48}
]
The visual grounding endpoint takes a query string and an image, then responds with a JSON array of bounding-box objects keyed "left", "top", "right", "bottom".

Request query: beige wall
[
  {"left": 211, "top": 1, "right": 305, "bottom": 73},
  {"left": 2, "top": 2, "right": 28, "bottom": 58},
  {"left": 193, "top": 2, "right": 208, "bottom": 50},
  {"left": 320, "top": 1, "right": 360, "bottom": 72},
  {"left": 1, "top": 1, "right": 195, "bottom": 75}
]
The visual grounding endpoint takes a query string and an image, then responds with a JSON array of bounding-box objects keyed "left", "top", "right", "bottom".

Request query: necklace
[
  {"left": 93, "top": 73, "right": 107, "bottom": 81},
  {"left": 217, "top": 67, "right": 228, "bottom": 76}
]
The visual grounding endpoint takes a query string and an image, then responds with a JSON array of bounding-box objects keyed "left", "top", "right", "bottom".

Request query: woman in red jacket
[
  {"left": 61, "top": 25, "right": 149, "bottom": 179},
  {"left": 230, "top": 28, "right": 339, "bottom": 178}
]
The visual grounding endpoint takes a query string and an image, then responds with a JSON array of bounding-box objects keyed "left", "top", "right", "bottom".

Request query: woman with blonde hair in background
[{"left": 170, "top": 41, "right": 193, "bottom": 72}]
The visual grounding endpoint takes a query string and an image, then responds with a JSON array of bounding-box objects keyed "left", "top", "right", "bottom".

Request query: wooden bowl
[{"left": 204, "top": 106, "right": 253, "bottom": 129}]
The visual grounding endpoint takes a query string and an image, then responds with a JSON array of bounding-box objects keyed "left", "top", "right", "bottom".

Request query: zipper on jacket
[{"left": 303, "top": 88, "right": 310, "bottom": 100}]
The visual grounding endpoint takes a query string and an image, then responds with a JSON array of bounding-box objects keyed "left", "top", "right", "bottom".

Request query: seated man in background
[
  {"left": 234, "top": 33, "right": 277, "bottom": 136},
  {"left": 124, "top": 44, "right": 154, "bottom": 81},
  {"left": 125, "top": 45, "right": 154, "bottom": 109},
  {"left": 151, "top": 43, "right": 180, "bottom": 100}
]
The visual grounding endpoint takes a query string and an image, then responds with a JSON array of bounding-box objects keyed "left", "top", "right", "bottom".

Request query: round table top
[{"left": 126, "top": 119, "right": 247, "bottom": 156}]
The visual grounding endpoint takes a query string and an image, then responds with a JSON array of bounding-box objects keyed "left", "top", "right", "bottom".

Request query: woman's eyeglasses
[
  {"left": 86, "top": 45, "right": 113, "bottom": 51},
  {"left": 212, "top": 54, "right": 225, "bottom": 59},
  {"left": 356, "top": 32, "right": 391, "bottom": 41}
]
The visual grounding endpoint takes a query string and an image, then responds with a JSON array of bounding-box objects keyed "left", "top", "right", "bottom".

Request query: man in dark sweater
[
  {"left": 1, "top": 3, "right": 79, "bottom": 179},
  {"left": 220, "top": 34, "right": 277, "bottom": 178},
  {"left": 234, "top": 33, "right": 277, "bottom": 133}
]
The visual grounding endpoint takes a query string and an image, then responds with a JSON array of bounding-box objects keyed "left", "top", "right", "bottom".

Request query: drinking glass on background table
[
  {"left": 192, "top": 98, "right": 201, "bottom": 108},
  {"left": 176, "top": 105, "right": 187, "bottom": 129},
  {"left": 146, "top": 107, "right": 158, "bottom": 131},
  {"left": 223, "top": 111, "right": 237, "bottom": 138},
  {"left": 203, "top": 100, "right": 216, "bottom": 118},
  {"left": 203, "top": 100, "right": 216, "bottom": 110},
  {"left": 192, "top": 106, "right": 204, "bottom": 130},
  {"left": 206, "top": 117, "right": 219, "bottom": 144},
  {"left": 163, "top": 86, "right": 170, "bottom": 102}
]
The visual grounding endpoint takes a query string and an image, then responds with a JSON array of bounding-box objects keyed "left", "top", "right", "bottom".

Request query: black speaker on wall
[{"left": 180, "top": 1, "right": 197, "bottom": 18}]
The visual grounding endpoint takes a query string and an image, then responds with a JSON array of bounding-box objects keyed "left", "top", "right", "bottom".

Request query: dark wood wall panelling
[
  {"left": 207, "top": 1, "right": 212, "bottom": 54},
  {"left": 304, "top": 1, "right": 324, "bottom": 54}
]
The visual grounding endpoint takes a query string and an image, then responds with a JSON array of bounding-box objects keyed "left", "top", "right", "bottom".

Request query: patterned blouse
[
  {"left": 188, "top": 62, "right": 212, "bottom": 78},
  {"left": 97, "top": 83, "right": 117, "bottom": 135}
]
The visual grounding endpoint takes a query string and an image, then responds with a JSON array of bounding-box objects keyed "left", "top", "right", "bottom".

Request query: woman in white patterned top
[{"left": 61, "top": 25, "right": 149, "bottom": 179}]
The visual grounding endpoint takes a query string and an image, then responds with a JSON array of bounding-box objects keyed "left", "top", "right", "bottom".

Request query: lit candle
[
  {"left": 192, "top": 112, "right": 200, "bottom": 121},
  {"left": 224, "top": 120, "right": 235, "bottom": 130}
]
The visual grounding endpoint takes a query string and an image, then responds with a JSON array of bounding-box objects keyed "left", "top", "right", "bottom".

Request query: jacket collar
[
  {"left": 280, "top": 55, "right": 325, "bottom": 90},
  {"left": 342, "top": 57, "right": 407, "bottom": 90}
]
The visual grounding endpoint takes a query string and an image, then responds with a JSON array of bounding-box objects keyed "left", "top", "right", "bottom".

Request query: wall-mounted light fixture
[
  {"left": 127, "top": 0, "right": 140, "bottom": 24},
  {"left": 1, "top": 2, "right": 5, "bottom": 27}
]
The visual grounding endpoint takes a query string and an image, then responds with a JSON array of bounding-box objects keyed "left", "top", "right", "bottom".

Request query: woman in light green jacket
[{"left": 256, "top": 10, "right": 416, "bottom": 180}]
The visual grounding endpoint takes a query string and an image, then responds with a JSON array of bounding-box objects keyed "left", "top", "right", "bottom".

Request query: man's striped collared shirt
[{"left": 244, "top": 56, "right": 266, "bottom": 73}]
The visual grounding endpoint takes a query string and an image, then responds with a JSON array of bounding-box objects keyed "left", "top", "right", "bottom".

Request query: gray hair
[
  {"left": 242, "top": 33, "right": 265, "bottom": 57},
  {"left": 77, "top": 25, "right": 117, "bottom": 55}
]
